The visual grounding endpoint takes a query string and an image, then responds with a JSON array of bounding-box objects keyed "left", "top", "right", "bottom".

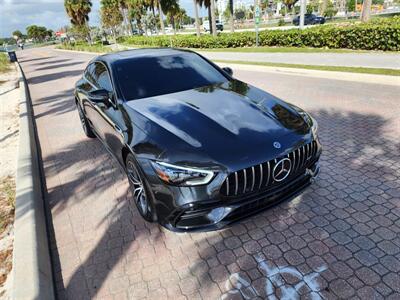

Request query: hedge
[{"left": 119, "top": 17, "right": 400, "bottom": 51}]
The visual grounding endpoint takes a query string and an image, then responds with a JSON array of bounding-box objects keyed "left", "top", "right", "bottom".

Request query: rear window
[{"left": 114, "top": 52, "right": 228, "bottom": 100}]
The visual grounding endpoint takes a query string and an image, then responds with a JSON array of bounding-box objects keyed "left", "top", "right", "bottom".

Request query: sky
[{"left": 0, "top": 0, "right": 212, "bottom": 38}]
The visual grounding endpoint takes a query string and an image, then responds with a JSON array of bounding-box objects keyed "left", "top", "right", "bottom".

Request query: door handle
[{"left": 114, "top": 124, "right": 123, "bottom": 134}]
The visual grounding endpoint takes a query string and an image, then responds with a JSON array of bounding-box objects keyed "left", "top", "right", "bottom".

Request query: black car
[
  {"left": 293, "top": 14, "right": 325, "bottom": 26},
  {"left": 74, "top": 48, "right": 321, "bottom": 231}
]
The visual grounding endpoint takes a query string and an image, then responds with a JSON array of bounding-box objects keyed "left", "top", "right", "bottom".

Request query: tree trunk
[
  {"left": 172, "top": 19, "right": 176, "bottom": 34},
  {"left": 158, "top": 0, "right": 165, "bottom": 34},
  {"left": 210, "top": 0, "right": 217, "bottom": 36},
  {"left": 360, "top": 0, "right": 371, "bottom": 22},
  {"left": 320, "top": 0, "right": 328, "bottom": 16},
  {"left": 229, "top": 0, "right": 234, "bottom": 32},
  {"left": 121, "top": 8, "right": 130, "bottom": 35},
  {"left": 208, "top": 6, "right": 213, "bottom": 34},
  {"left": 86, "top": 23, "right": 92, "bottom": 45},
  {"left": 193, "top": 0, "right": 201, "bottom": 37},
  {"left": 113, "top": 29, "right": 117, "bottom": 45}
]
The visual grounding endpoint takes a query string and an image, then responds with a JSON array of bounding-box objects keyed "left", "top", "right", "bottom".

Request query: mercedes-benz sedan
[{"left": 74, "top": 48, "right": 321, "bottom": 231}]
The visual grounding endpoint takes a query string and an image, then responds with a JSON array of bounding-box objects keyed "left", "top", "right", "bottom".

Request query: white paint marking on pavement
[{"left": 221, "top": 255, "right": 327, "bottom": 299}]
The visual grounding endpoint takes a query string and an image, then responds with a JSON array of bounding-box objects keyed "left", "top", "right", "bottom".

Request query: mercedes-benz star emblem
[
  {"left": 272, "top": 158, "right": 292, "bottom": 182},
  {"left": 273, "top": 142, "right": 281, "bottom": 149}
]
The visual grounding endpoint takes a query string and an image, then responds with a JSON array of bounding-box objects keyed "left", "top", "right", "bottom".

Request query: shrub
[
  {"left": 56, "top": 43, "right": 112, "bottom": 53},
  {"left": 0, "top": 53, "right": 10, "bottom": 73},
  {"left": 119, "top": 18, "right": 400, "bottom": 51}
]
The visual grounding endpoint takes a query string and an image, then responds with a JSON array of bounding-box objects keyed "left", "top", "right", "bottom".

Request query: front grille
[{"left": 220, "top": 140, "right": 319, "bottom": 197}]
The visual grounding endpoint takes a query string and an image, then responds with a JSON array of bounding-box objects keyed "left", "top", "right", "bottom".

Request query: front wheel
[{"left": 126, "top": 154, "right": 155, "bottom": 222}]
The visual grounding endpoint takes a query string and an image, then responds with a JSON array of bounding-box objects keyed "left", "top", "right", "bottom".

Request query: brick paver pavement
[{"left": 18, "top": 47, "right": 400, "bottom": 300}]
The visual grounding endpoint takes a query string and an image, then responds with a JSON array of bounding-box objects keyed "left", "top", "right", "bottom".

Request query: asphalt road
[{"left": 19, "top": 47, "right": 400, "bottom": 300}]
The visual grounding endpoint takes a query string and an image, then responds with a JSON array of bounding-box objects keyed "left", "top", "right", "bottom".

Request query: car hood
[{"left": 126, "top": 80, "right": 312, "bottom": 171}]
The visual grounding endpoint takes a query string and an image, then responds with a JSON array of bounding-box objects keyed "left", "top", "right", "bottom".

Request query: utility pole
[
  {"left": 254, "top": 0, "right": 260, "bottom": 46},
  {"left": 299, "top": 0, "right": 306, "bottom": 29}
]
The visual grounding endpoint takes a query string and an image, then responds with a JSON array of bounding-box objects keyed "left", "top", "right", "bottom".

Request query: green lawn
[
  {"left": 0, "top": 53, "right": 10, "bottom": 73},
  {"left": 214, "top": 59, "right": 400, "bottom": 76}
]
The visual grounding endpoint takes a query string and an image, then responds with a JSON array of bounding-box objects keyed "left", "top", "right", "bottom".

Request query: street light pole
[
  {"left": 254, "top": 0, "right": 260, "bottom": 47},
  {"left": 299, "top": 0, "right": 306, "bottom": 29}
]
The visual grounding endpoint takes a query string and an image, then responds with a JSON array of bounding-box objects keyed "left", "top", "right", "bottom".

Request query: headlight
[
  {"left": 297, "top": 108, "right": 318, "bottom": 136},
  {"left": 311, "top": 116, "right": 318, "bottom": 136},
  {"left": 150, "top": 161, "right": 215, "bottom": 186}
]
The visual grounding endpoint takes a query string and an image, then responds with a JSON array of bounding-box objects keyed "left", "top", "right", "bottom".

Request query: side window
[
  {"left": 93, "top": 62, "right": 113, "bottom": 92},
  {"left": 85, "top": 63, "right": 96, "bottom": 85}
]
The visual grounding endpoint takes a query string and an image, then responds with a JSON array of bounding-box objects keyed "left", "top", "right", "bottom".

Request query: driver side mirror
[
  {"left": 88, "top": 89, "right": 112, "bottom": 105},
  {"left": 222, "top": 67, "right": 233, "bottom": 76}
]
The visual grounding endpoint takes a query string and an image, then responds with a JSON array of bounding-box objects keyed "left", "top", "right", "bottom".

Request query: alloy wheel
[{"left": 127, "top": 160, "right": 149, "bottom": 216}]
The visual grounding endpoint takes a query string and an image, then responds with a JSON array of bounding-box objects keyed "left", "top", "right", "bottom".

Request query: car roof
[{"left": 93, "top": 48, "right": 193, "bottom": 65}]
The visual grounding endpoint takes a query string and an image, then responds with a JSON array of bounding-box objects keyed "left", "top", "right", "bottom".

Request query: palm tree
[
  {"left": 320, "top": 0, "right": 328, "bottom": 16},
  {"left": 64, "top": 0, "right": 92, "bottom": 26},
  {"left": 166, "top": 2, "right": 180, "bottom": 34},
  {"left": 360, "top": 0, "right": 372, "bottom": 22},
  {"left": 210, "top": 0, "right": 217, "bottom": 36},
  {"left": 282, "top": 0, "right": 298, "bottom": 13},
  {"left": 64, "top": 0, "right": 92, "bottom": 40},
  {"left": 101, "top": 0, "right": 123, "bottom": 42},
  {"left": 193, "top": 0, "right": 201, "bottom": 36},
  {"left": 229, "top": 0, "right": 234, "bottom": 33},
  {"left": 119, "top": 0, "right": 131, "bottom": 35},
  {"left": 158, "top": 0, "right": 166, "bottom": 34},
  {"left": 197, "top": 0, "right": 217, "bottom": 36},
  {"left": 127, "top": 0, "right": 147, "bottom": 33}
]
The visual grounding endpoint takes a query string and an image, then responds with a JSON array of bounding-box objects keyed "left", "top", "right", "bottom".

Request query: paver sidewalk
[{"left": 18, "top": 47, "right": 400, "bottom": 300}]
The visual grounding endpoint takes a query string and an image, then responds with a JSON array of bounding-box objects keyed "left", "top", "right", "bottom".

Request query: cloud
[
  {"left": 0, "top": 0, "right": 100, "bottom": 37},
  {"left": 0, "top": 0, "right": 210, "bottom": 38}
]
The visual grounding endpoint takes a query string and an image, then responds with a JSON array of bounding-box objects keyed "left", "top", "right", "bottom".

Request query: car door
[
  {"left": 79, "top": 63, "right": 99, "bottom": 132},
  {"left": 90, "top": 62, "right": 127, "bottom": 160}
]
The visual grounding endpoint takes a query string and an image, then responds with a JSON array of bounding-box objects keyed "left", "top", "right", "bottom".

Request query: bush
[
  {"left": 56, "top": 43, "right": 112, "bottom": 53},
  {"left": 0, "top": 53, "right": 10, "bottom": 73},
  {"left": 278, "top": 19, "right": 286, "bottom": 26},
  {"left": 119, "top": 17, "right": 400, "bottom": 51}
]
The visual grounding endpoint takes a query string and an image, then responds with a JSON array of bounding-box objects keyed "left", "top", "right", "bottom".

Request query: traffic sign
[{"left": 255, "top": 6, "right": 260, "bottom": 25}]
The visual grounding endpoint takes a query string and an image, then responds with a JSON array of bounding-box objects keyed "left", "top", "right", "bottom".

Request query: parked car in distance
[
  {"left": 132, "top": 28, "right": 144, "bottom": 35},
  {"left": 74, "top": 48, "right": 321, "bottom": 231},
  {"left": 203, "top": 20, "right": 224, "bottom": 32},
  {"left": 293, "top": 14, "right": 325, "bottom": 25}
]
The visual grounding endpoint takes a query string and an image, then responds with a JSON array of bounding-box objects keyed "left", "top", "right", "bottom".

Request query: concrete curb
[{"left": 12, "top": 62, "right": 55, "bottom": 300}]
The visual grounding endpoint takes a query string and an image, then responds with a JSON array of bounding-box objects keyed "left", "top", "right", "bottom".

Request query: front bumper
[
  {"left": 138, "top": 154, "right": 321, "bottom": 232},
  {"left": 165, "top": 162, "right": 320, "bottom": 231}
]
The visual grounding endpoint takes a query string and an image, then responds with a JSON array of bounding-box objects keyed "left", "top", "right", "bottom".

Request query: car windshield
[{"left": 114, "top": 52, "right": 228, "bottom": 100}]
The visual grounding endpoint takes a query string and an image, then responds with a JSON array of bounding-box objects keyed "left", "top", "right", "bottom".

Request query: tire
[
  {"left": 126, "top": 153, "right": 155, "bottom": 222},
  {"left": 77, "top": 102, "right": 96, "bottom": 138}
]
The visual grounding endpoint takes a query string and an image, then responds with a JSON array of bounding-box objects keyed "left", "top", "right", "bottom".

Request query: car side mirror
[
  {"left": 222, "top": 67, "right": 233, "bottom": 76},
  {"left": 88, "top": 89, "right": 112, "bottom": 105}
]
